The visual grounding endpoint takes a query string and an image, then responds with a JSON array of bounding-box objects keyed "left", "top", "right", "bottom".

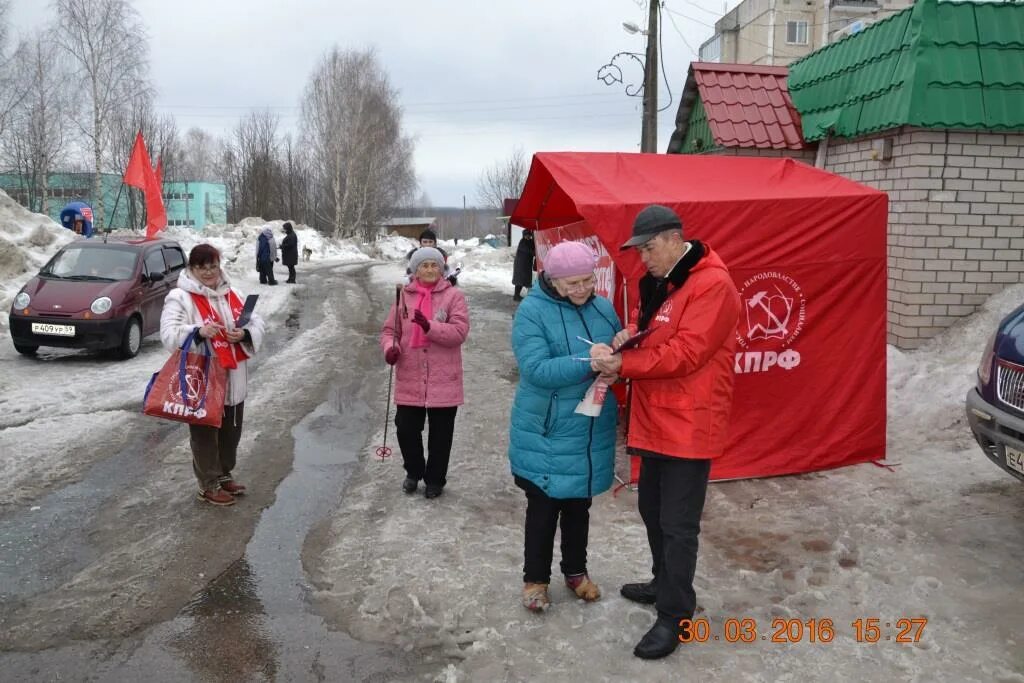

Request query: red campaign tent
[{"left": 511, "top": 152, "right": 888, "bottom": 481}]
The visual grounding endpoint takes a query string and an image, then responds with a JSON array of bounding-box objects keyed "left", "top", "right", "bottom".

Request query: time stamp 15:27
[{"left": 677, "top": 618, "right": 929, "bottom": 644}]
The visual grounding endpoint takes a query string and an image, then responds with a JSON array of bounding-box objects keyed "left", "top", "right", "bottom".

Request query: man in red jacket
[{"left": 591, "top": 204, "right": 740, "bottom": 660}]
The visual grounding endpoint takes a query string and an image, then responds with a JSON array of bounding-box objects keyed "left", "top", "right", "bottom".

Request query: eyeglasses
[
  {"left": 194, "top": 264, "right": 220, "bottom": 273},
  {"left": 563, "top": 275, "right": 596, "bottom": 293}
]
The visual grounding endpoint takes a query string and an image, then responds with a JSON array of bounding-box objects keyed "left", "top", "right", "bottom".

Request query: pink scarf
[{"left": 409, "top": 279, "right": 437, "bottom": 349}]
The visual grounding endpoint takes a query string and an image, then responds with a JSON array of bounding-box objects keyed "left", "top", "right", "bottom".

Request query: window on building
[
  {"left": 699, "top": 35, "right": 722, "bottom": 63},
  {"left": 786, "top": 20, "right": 809, "bottom": 45}
]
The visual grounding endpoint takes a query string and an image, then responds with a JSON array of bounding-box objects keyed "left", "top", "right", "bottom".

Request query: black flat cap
[{"left": 621, "top": 204, "right": 683, "bottom": 249}]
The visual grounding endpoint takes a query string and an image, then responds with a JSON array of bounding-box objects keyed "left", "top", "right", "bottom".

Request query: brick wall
[{"left": 825, "top": 129, "right": 1024, "bottom": 348}]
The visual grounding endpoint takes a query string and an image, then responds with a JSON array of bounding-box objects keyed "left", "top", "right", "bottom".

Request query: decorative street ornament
[{"left": 597, "top": 52, "right": 646, "bottom": 97}]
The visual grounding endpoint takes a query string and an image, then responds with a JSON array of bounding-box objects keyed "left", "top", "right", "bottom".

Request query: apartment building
[{"left": 698, "top": 0, "right": 913, "bottom": 66}]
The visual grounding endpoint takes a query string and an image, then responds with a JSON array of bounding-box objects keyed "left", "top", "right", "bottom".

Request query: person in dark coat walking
[
  {"left": 512, "top": 230, "right": 536, "bottom": 301},
  {"left": 280, "top": 222, "right": 299, "bottom": 283},
  {"left": 256, "top": 226, "right": 278, "bottom": 285}
]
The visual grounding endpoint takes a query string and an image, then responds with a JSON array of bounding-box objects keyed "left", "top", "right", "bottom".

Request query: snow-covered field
[{"left": 2, "top": 189, "right": 1023, "bottom": 680}]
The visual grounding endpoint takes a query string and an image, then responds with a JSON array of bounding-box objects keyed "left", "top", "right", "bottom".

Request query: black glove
[{"left": 412, "top": 309, "right": 431, "bottom": 332}]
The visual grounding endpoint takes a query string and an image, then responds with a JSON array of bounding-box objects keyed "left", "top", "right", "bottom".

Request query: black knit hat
[
  {"left": 621, "top": 205, "right": 683, "bottom": 249},
  {"left": 419, "top": 228, "right": 437, "bottom": 242}
]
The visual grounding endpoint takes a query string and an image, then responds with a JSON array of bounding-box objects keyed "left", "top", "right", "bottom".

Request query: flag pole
[{"left": 107, "top": 183, "right": 126, "bottom": 239}]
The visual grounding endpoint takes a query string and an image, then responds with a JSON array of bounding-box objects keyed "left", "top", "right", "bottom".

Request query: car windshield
[{"left": 43, "top": 247, "right": 138, "bottom": 281}]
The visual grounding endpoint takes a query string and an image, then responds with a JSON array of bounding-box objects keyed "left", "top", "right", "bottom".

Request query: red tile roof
[{"left": 691, "top": 62, "right": 808, "bottom": 150}]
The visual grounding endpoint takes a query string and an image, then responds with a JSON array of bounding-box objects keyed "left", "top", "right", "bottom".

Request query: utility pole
[
  {"left": 822, "top": 0, "right": 832, "bottom": 47},
  {"left": 641, "top": 0, "right": 660, "bottom": 153}
]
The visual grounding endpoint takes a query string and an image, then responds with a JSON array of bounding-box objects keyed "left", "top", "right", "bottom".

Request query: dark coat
[
  {"left": 512, "top": 233, "right": 536, "bottom": 287},
  {"left": 281, "top": 230, "right": 298, "bottom": 266}
]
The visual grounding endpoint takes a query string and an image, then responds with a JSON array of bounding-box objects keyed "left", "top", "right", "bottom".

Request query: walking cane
[{"left": 375, "top": 284, "right": 403, "bottom": 460}]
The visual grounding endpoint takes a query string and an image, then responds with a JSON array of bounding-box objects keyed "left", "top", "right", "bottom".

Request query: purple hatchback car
[{"left": 9, "top": 237, "right": 186, "bottom": 359}]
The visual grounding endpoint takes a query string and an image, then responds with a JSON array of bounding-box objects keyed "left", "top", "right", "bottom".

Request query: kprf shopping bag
[{"left": 143, "top": 329, "right": 227, "bottom": 427}]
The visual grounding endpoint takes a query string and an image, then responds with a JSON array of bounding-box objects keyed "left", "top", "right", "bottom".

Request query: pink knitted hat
[{"left": 544, "top": 241, "right": 598, "bottom": 279}]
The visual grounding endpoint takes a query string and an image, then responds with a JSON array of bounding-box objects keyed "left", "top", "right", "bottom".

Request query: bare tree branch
[
  {"left": 476, "top": 147, "right": 528, "bottom": 211},
  {"left": 55, "top": 0, "right": 152, "bottom": 228},
  {"left": 300, "top": 46, "right": 416, "bottom": 238}
]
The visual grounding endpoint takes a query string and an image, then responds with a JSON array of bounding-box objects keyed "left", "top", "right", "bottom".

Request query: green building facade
[{"left": 0, "top": 172, "right": 228, "bottom": 230}]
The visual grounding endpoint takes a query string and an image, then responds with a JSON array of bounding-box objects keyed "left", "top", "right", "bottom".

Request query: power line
[
  {"left": 155, "top": 91, "right": 626, "bottom": 113},
  {"left": 663, "top": 3, "right": 699, "bottom": 57}
]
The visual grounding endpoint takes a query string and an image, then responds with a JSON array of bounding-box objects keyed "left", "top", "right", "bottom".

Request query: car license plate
[
  {"left": 1006, "top": 446, "right": 1024, "bottom": 475},
  {"left": 30, "top": 322, "right": 75, "bottom": 337}
]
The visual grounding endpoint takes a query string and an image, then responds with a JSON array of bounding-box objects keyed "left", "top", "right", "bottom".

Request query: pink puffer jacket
[{"left": 380, "top": 279, "right": 470, "bottom": 407}]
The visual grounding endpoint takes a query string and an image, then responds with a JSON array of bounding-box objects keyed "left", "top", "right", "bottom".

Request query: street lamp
[{"left": 599, "top": 2, "right": 660, "bottom": 152}]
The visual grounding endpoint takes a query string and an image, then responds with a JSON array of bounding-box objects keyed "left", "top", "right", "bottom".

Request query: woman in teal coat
[{"left": 508, "top": 240, "right": 621, "bottom": 612}]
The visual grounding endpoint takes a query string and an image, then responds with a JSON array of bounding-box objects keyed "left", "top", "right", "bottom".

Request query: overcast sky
[{"left": 8, "top": 0, "right": 733, "bottom": 207}]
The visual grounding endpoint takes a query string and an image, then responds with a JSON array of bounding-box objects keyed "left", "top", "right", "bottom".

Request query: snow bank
[
  {"left": 887, "top": 283, "right": 1024, "bottom": 451},
  {"left": 0, "top": 190, "right": 75, "bottom": 333}
]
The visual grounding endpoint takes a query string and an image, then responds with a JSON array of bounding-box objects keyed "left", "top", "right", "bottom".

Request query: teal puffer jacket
[{"left": 508, "top": 276, "right": 622, "bottom": 499}]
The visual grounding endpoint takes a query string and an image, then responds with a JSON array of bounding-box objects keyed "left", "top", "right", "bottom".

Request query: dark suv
[
  {"left": 966, "top": 303, "right": 1024, "bottom": 482},
  {"left": 8, "top": 237, "right": 186, "bottom": 359}
]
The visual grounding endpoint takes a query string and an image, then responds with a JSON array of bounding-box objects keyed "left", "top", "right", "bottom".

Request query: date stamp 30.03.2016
[{"left": 677, "top": 617, "right": 929, "bottom": 644}]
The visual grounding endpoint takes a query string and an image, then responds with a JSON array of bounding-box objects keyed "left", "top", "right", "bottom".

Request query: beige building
[{"left": 698, "top": 0, "right": 913, "bottom": 66}]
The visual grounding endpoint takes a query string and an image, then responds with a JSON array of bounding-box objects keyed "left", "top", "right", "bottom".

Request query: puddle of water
[{"left": 171, "top": 383, "right": 405, "bottom": 679}]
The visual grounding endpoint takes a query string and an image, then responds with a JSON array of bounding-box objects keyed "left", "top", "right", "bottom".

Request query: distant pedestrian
[
  {"left": 406, "top": 228, "right": 448, "bottom": 262},
  {"left": 256, "top": 226, "right": 278, "bottom": 285},
  {"left": 381, "top": 247, "right": 470, "bottom": 499},
  {"left": 512, "top": 230, "right": 536, "bottom": 301},
  {"left": 280, "top": 222, "right": 298, "bottom": 283},
  {"left": 508, "top": 240, "right": 621, "bottom": 613}
]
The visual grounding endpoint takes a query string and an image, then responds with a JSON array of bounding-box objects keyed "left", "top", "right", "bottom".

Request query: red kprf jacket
[{"left": 619, "top": 245, "right": 740, "bottom": 459}]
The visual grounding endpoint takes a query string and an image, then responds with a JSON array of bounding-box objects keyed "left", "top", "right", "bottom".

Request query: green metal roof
[{"left": 788, "top": 0, "right": 1024, "bottom": 141}]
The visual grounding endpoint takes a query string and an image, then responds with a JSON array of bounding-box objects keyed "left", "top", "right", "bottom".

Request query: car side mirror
[{"left": 147, "top": 272, "right": 165, "bottom": 283}]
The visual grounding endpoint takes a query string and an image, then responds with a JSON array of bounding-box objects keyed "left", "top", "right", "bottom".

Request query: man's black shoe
[
  {"left": 424, "top": 484, "right": 444, "bottom": 499},
  {"left": 402, "top": 477, "right": 418, "bottom": 494},
  {"left": 620, "top": 580, "right": 658, "bottom": 604},
  {"left": 633, "top": 616, "right": 682, "bottom": 659}
]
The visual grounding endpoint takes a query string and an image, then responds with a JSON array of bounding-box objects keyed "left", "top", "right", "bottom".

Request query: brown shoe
[
  {"left": 565, "top": 573, "right": 601, "bottom": 601},
  {"left": 522, "top": 583, "right": 551, "bottom": 612},
  {"left": 219, "top": 479, "right": 247, "bottom": 495},
  {"left": 197, "top": 488, "right": 236, "bottom": 506}
]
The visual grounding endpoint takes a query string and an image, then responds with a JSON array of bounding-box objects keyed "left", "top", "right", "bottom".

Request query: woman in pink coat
[{"left": 381, "top": 247, "right": 470, "bottom": 499}]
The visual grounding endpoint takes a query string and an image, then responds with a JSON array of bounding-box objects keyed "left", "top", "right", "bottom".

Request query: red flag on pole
[
  {"left": 123, "top": 131, "right": 149, "bottom": 190},
  {"left": 144, "top": 158, "right": 167, "bottom": 239}
]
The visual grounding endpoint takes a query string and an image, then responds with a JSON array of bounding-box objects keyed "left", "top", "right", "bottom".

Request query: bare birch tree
[
  {"left": 221, "top": 109, "right": 283, "bottom": 221},
  {"left": 476, "top": 146, "right": 528, "bottom": 210},
  {"left": 1, "top": 32, "right": 76, "bottom": 212},
  {"left": 55, "top": 0, "right": 151, "bottom": 229},
  {"left": 179, "top": 127, "right": 218, "bottom": 181},
  {"left": 300, "top": 46, "right": 416, "bottom": 239},
  {"left": 0, "top": 0, "right": 26, "bottom": 140}
]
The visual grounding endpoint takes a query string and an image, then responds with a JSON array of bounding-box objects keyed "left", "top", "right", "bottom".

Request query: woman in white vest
[{"left": 160, "top": 243, "right": 266, "bottom": 506}]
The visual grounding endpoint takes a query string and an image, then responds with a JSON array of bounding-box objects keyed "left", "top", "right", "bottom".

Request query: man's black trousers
[{"left": 637, "top": 455, "right": 712, "bottom": 620}]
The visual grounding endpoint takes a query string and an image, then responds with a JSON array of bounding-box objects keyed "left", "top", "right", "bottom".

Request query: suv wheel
[
  {"left": 119, "top": 317, "right": 142, "bottom": 359},
  {"left": 13, "top": 342, "right": 38, "bottom": 356}
]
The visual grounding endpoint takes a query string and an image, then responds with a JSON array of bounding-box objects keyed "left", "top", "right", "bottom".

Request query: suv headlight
[
  {"left": 90, "top": 297, "right": 112, "bottom": 315},
  {"left": 978, "top": 330, "right": 997, "bottom": 385},
  {"left": 14, "top": 292, "right": 30, "bottom": 310}
]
